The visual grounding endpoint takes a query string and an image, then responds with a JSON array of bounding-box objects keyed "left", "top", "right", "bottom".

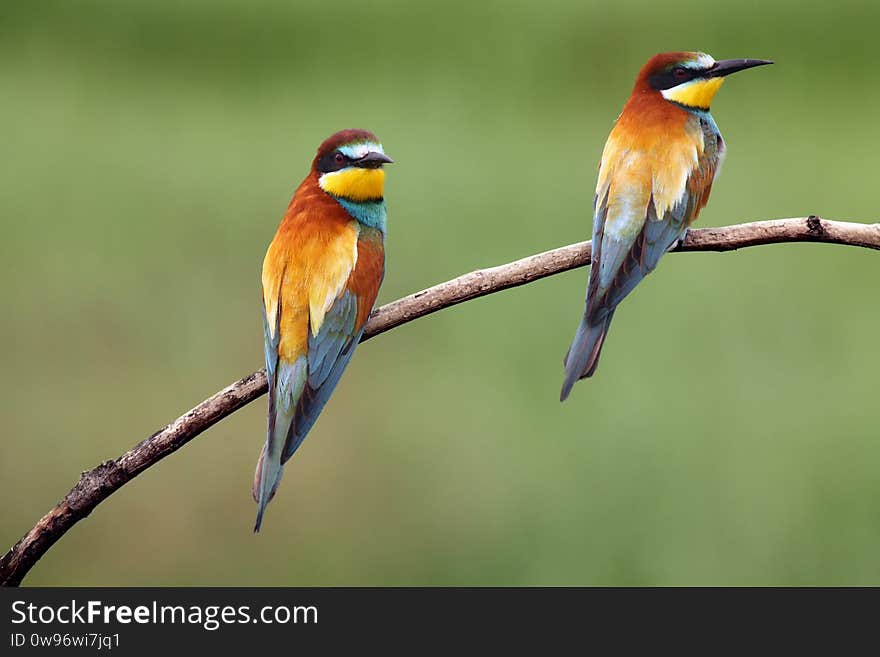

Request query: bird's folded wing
[
  {"left": 280, "top": 289, "right": 361, "bottom": 461},
  {"left": 281, "top": 233, "right": 384, "bottom": 461},
  {"left": 587, "top": 140, "right": 717, "bottom": 320},
  {"left": 261, "top": 220, "right": 361, "bottom": 463}
]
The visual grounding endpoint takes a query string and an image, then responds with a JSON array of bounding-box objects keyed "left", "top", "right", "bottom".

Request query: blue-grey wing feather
[{"left": 281, "top": 289, "right": 362, "bottom": 463}]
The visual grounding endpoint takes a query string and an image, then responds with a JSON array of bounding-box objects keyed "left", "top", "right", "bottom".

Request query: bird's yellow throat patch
[
  {"left": 319, "top": 168, "right": 385, "bottom": 202},
  {"left": 662, "top": 77, "right": 725, "bottom": 110}
]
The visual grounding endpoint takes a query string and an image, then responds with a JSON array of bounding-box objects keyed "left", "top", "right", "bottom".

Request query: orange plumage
[{"left": 262, "top": 177, "right": 376, "bottom": 361}]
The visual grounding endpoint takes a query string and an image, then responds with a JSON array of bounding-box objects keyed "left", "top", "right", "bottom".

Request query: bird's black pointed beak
[
  {"left": 708, "top": 58, "right": 774, "bottom": 78},
  {"left": 354, "top": 151, "right": 394, "bottom": 169}
]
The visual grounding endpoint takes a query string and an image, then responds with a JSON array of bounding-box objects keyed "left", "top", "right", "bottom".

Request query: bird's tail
[
  {"left": 252, "top": 438, "right": 285, "bottom": 533},
  {"left": 560, "top": 310, "right": 615, "bottom": 401}
]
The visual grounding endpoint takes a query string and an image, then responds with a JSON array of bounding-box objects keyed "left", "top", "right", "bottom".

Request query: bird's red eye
[
  {"left": 334, "top": 152, "right": 346, "bottom": 164},
  {"left": 673, "top": 67, "right": 688, "bottom": 80}
]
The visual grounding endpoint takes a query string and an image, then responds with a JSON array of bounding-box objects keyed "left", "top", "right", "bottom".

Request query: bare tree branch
[{"left": 2, "top": 216, "right": 878, "bottom": 585}]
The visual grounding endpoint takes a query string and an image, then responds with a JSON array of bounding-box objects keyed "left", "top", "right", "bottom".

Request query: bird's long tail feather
[
  {"left": 252, "top": 434, "right": 286, "bottom": 533},
  {"left": 560, "top": 310, "right": 615, "bottom": 401}
]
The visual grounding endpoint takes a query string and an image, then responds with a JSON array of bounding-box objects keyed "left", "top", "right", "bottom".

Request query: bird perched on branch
[
  {"left": 561, "top": 52, "right": 772, "bottom": 401},
  {"left": 254, "top": 129, "right": 392, "bottom": 531}
]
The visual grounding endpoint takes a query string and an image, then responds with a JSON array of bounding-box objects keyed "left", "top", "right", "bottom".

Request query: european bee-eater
[
  {"left": 561, "top": 52, "right": 772, "bottom": 401},
  {"left": 254, "top": 129, "right": 392, "bottom": 531}
]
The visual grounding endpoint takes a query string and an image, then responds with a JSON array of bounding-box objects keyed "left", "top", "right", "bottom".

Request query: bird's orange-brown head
[
  {"left": 631, "top": 52, "right": 772, "bottom": 111},
  {"left": 313, "top": 128, "right": 392, "bottom": 203}
]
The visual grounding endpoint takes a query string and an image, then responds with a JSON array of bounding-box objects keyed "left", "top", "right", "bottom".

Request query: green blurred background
[{"left": 2, "top": 0, "right": 878, "bottom": 586}]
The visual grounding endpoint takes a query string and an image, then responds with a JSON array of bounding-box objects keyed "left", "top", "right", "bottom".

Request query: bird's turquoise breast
[
  {"left": 690, "top": 111, "right": 723, "bottom": 160},
  {"left": 336, "top": 198, "right": 387, "bottom": 233}
]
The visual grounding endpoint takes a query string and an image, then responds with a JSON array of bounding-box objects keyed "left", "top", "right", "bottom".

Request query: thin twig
[{"left": 2, "top": 216, "right": 878, "bottom": 585}]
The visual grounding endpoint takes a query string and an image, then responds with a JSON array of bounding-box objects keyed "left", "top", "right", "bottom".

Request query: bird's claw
[{"left": 670, "top": 229, "right": 689, "bottom": 252}]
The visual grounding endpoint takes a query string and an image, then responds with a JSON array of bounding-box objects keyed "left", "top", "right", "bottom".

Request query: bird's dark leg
[{"left": 670, "top": 228, "right": 689, "bottom": 252}]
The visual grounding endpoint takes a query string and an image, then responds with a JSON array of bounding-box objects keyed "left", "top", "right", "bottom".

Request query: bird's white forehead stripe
[
  {"left": 339, "top": 142, "right": 384, "bottom": 159},
  {"left": 686, "top": 53, "right": 716, "bottom": 70}
]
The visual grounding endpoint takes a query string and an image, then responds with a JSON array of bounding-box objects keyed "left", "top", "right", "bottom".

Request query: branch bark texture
[{"left": 2, "top": 216, "right": 878, "bottom": 585}]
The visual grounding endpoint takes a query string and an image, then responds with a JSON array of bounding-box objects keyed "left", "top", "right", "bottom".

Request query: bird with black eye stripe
[
  {"left": 317, "top": 147, "right": 392, "bottom": 174},
  {"left": 561, "top": 52, "right": 772, "bottom": 400},
  {"left": 254, "top": 129, "right": 393, "bottom": 531}
]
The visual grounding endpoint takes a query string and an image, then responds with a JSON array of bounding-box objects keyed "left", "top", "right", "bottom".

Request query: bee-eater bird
[
  {"left": 254, "top": 129, "right": 392, "bottom": 531},
  {"left": 560, "top": 52, "right": 772, "bottom": 401}
]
